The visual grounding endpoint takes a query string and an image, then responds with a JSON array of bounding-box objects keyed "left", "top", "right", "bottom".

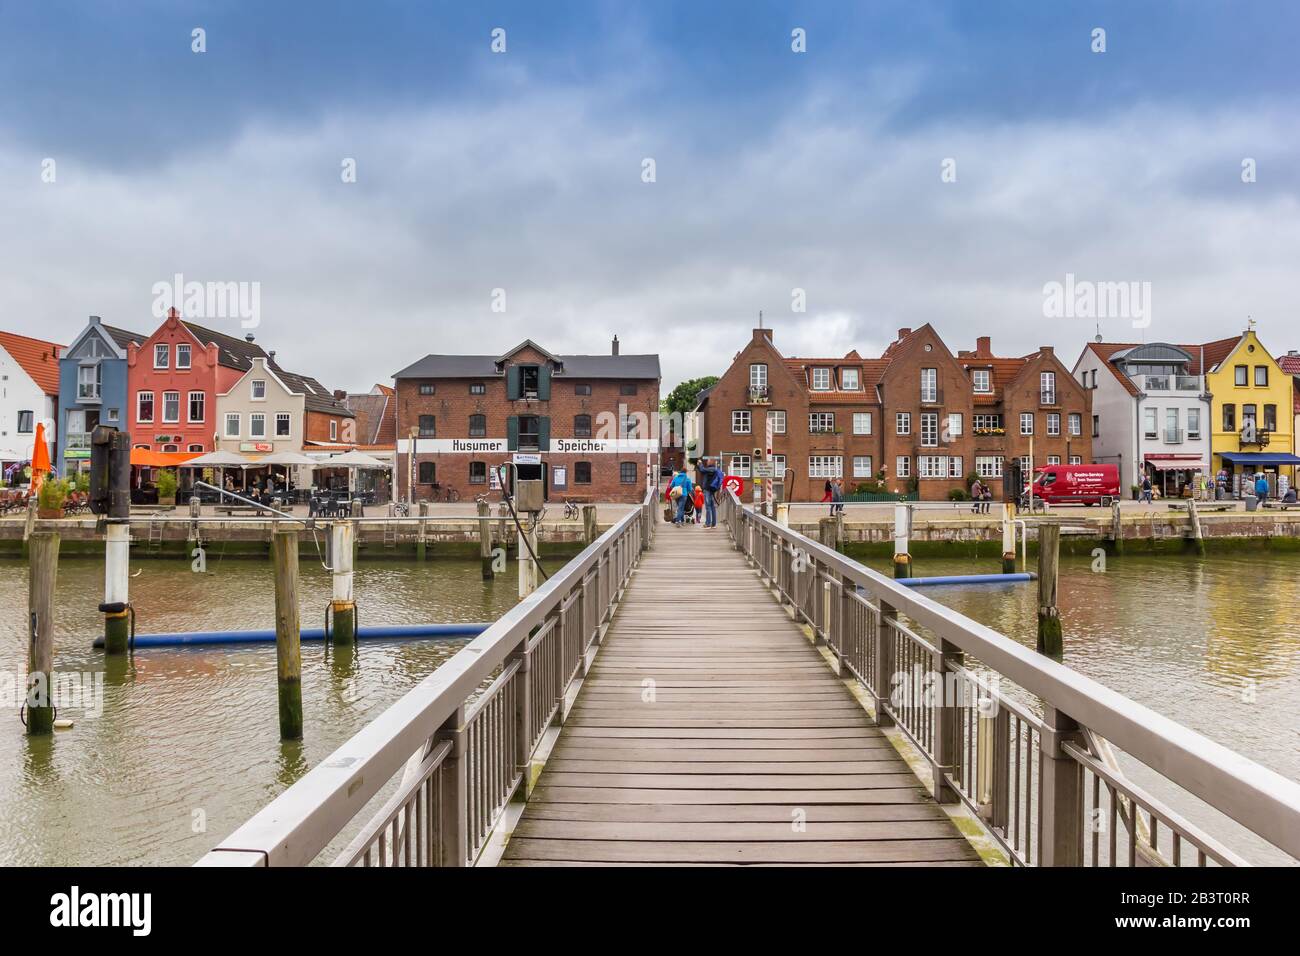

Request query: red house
[{"left": 127, "top": 308, "right": 268, "bottom": 454}]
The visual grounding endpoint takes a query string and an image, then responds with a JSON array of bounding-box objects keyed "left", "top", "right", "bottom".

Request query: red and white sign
[{"left": 723, "top": 475, "right": 745, "bottom": 497}]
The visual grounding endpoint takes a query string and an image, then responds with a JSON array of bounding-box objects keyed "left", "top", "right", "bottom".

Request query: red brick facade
[
  {"left": 394, "top": 341, "right": 660, "bottom": 503},
  {"left": 700, "top": 326, "right": 1092, "bottom": 501}
]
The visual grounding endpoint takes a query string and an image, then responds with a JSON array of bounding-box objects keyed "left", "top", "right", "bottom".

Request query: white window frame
[
  {"left": 771, "top": 454, "right": 786, "bottom": 478},
  {"left": 224, "top": 413, "right": 241, "bottom": 438},
  {"left": 852, "top": 455, "right": 873, "bottom": 478},
  {"left": 1020, "top": 413, "right": 1034, "bottom": 436},
  {"left": 1046, "top": 456, "right": 1061, "bottom": 465},
  {"left": 1069, "top": 455, "right": 1082, "bottom": 465},
  {"left": 947, "top": 412, "right": 963, "bottom": 438},
  {"left": 1187, "top": 408, "right": 1201, "bottom": 440},
  {"left": 153, "top": 343, "right": 169, "bottom": 369},
  {"left": 949, "top": 456, "right": 964, "bottom": 479},
  {"left": 250, "top": 412, "right": 266, "bottom": 438},
  {"left": 921, "top": 368, "right": 937, "bottom": 403},
  {"left": 808, "top": 455, "right": 843, "bottom": 479},
  {"left": 896, "top": 456, "right": 911, "bottom": 478},
  {"left": 749, "top": 364, "right": 767, "bottom": 388},
  {"left": 176, "top": 344, "right": 191, "bottom": 369},
  {"left": 1041, "top": 371, "right": 1056, "bottom": 403},
  {"left": 251, "top": 379, "right": 267, "bottom": 401},
  {"left": 811, "top": 367, "right": 831, "bottom": 391},
  {"left": 1068, "top": 413, "right": 1081, "bottom": 436},
  {"left": 729, "top": 454, "right": 751, "bottom": 477},
  {"left": 920, "top": 412, "right": 939, "bottom": 447},
  {"left": 732, "top": 409, "right": 751, "bottom": 434},
  {"left": 136, "top": 391, "right": 154, "bottom": 424},
  {"left": 852, "top": 412, "right": 872, "bottom": 435},
  {"left": 972, "top": 369, "right": 992, "bottom": 393},
  {"left": 329, "top": 420, "right": 338, "bottom": 441},
  {"left": 1047, "top": 413, "right": 1061, "bottom": 436},
  {"left": 840, "top": 368, "right": 859, "bottom": 390},
  {"left": 918, "top": 455, "right": 946, "bottom": 479},
  {"left": 976, "top": 455, "right": 1004, "bottom": 479},
  {"left": 809, "top": 412, "right": 835, "bottom": 433},
  {"left": 896, "top": 412, "right": 911, "bottom": 436},
  {"left": 162, "top": 391, "right": 180, "bottom": 424},
  {"left": 187, "top": 391, "right": 205, "bottom": 423},
  {"left": 275, "top": 412, "right": 292, "bottom": 437},
  {"left": 767, "top": 410, "right": 786, "bottom": 434}
]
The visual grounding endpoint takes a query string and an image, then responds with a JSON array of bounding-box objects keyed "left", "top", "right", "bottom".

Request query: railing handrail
[
  {"left": 198, "top": 488, "right": 654, "bottom": 866},
  {"left": 725, "top": 492, "right": 1300, "bottom": 860}
]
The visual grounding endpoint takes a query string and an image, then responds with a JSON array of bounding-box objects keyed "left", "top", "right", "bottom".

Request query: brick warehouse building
[
  {"left": 699, "top": 325, "right": 1091, "bottom": 501},
  {"left": 393, "top": 338, "right": 660, "bottom": 503}
]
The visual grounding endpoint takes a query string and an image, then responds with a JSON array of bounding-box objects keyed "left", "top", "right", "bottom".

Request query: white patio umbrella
[
  {"left": 181, "top": 450, "right": 253, "bottom": 500},
  {"left": 256, "top": 450, "right": 318, "bottom": 493},
  {"left": 318, "top": 449, "right": 387, "bottom": 495}
]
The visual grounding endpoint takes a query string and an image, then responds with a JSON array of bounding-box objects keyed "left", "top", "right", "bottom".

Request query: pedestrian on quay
[
  {"left": 1254, "top": 472, "right": 1270, "bottom": 506},
  {"left": 1140, "top": 474, "right": 1153, "bottom": 505},
  {"left": 692, "top": 482, "right": 705, "bottom": 524},
  {"left": 669, "top": 469, "right": 694, "bottom": 526},
  {"left": 970, "top": 478, "right": 984, "bottom": 514},
  {"left": 830, "top": 477, "right": 845, "bottom": 516},
  {"left": 821, "top": 479, "right": 833, "bottom": 503}
]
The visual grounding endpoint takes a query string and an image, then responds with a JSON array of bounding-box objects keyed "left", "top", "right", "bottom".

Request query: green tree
[{"left": 660, "top": 376, "right": 719, "bottom": 418}]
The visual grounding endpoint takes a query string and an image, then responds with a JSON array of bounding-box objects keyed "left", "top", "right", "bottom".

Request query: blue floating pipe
[
  {"left": 895, "top": 572, "right": 1037, "bottom": 587},
  {"left": 92, "top": 622, "right": 490, "bottom": 650}
]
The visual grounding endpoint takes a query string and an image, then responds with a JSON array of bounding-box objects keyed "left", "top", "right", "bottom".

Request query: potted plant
[
  {"left": 1130, "top": 483, "right": 1140, "bottom": 501},
  {"left": 37, "top": 477, "right": 69, "bottom": 519},
  {"left": 156, "top": 468, "right": 178, "bottom": 507}
]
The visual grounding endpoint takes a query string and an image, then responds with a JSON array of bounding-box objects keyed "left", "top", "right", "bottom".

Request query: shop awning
[
  {"left": 1144, "top": 455, "right": 1208, "bottom": 471},
  {"left": 130, "top": 449, "right": 202, "bottom": 467},
  {"left": 1219, "top": 452, "right": 1300, "bottom": 465}
]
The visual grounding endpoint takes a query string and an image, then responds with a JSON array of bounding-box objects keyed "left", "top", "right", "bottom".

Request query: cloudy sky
[{"left": 3, "top": 1, "right": 1298, "bottom": 393}]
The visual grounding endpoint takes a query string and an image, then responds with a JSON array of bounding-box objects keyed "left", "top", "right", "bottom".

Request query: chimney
[
  {"left": 1040, "top": 345, "right": 1054, "bottom": 356},
  {"left": 611, "top": 335, "right": 619, "bottom": 356},
  {"left": 753, "top": 327, "right": 773, "bottom": 344},
  {"left": 976, "top": 335, "right": 991, "bottom": 356},
  {"left": 89, "top": 315, "right": 101, "bottom": 325},
  {"left": 333, "top": 389, "right": 347, "bottom": 401},
  {"left": 268, "top": 350, "right": 276, "bottom": 363},
  {"left": 245, "top": 333, "right": 255, "bottom": 343},
  {"left": 897, "top": 327, "right": 912, "bottom": 340}
]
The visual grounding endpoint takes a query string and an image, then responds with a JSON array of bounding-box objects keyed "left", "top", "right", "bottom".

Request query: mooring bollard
[
  {"left": 1110, "top": 499, "right": 1124, "bottom": 555},
  {"left": 582, "top": 504, "right": 598, "bottom": 545},
  {"left": 776, "top": 502, "right": 789, "bottom": 527},
  {"left": 1187, "top": 496, "right": 1206, "bottom": 557},
  {"left": 1036, "top": 520, "right": 1063, "bottom": 658},
  {"left": 1001, "top": 502, "right": 1017, "bottom": 573},
  {"left": 478, "top": 498, "right": 493, "bottom": 579},
  {"left": 892, "top": 502, "right": 912, "bottom": 579},
  {"left": 517, "top": 521, "right": 539, "bottom": 598},
  {"left": 330, "top": 521, "right": 356, "bottom": 646},
  {"left": 102, "top": 521, "right": 131, "bottom": 654},
  {"left": 26, "top": 532, "right": 60, "bottom": 735},
  {"left": 272, "top": 530, "right": 303, "bottom": 740}
]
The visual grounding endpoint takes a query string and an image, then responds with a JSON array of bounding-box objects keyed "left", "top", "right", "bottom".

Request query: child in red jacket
[{"left": 693, "top": 485, "right": 705, "bottom": 524}]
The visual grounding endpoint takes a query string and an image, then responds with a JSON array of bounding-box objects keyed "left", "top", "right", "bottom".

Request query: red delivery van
[{"left": 1030, "top": 463, "right": 1120, "bottom": 506}]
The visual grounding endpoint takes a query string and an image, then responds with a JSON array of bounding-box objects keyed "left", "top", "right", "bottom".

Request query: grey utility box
[{"left": 514, "top": 479, "right": 545, "bottom": 514}]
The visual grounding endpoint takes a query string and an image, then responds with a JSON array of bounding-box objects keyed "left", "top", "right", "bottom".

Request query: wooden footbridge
[{"left": 199, "top": 491, "right": 1300, "bottom": 868}]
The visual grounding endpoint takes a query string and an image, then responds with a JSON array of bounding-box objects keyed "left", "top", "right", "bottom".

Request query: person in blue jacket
[
  {"left": 697, "top": 457, "right": 723, "bottom": 528},
  {"left": 669, "top": 469, "right": 694, "bottom": 525},
  {"left": 1254, "top": 472, "right": 1270, "bottom": 505}
]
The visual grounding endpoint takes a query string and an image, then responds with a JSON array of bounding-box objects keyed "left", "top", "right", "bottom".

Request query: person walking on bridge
[
  {"left": 668, "top": 469, "right": 694, "bottom": 526},
  {"left": 697, "top": 457, "right": 722, "bottom": 528}
]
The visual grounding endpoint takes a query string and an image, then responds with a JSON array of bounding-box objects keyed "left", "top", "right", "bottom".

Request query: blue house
[{"left": 56, "top": 316, "right": 146, "bottom": 476}]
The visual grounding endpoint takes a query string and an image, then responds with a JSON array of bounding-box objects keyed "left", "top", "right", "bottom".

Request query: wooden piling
[
  {"left": 817, "top": 516, "right": 841, "bottom": 552},
  {"left": 1187, "top": 496, "right": 1206, "bottom": 556},
  {"left": 892, "top": 502, "right": 912, "bottom": 578},
  {"left": 26, "top": 532, "right": 59, "bottom": 735},
  {"left": 103, "top": 521, "right": 131, "bottom": 655},
  {"left": 330, "top": 521, "right": 356, "bottom": 646},
  {"left": 22, "top": 498, "right": 37, "bottom": 558},
  {"left": 517, "top": 522, "right": 539, "bottom": 598},
  {"left": 478, "top": 499, "right": 493, "bottom": 579},
  {"left": 1110, "top": 499, "right": 1124, "bottom": 555},
  {"left": 417, "top": 501, "right": 429, "bottom": 561},
  {"left": 582, "top": 504, "right": 598, "bottom": 545},
  {"left": 1001, "top": 502, "right": 1017, "bottom": 573},
  {"left": 272, "top": 530, "right": 303, "bottom": 740},
  {"left": 1036, "top": 520, "right": 1063, "bottom": 658}
]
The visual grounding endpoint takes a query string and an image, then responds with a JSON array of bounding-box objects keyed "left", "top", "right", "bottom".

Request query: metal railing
[
  {"left": 197, "top": 488, "right": 656, "bottom": 867},
  {"left": 722, "top": 492, "right": 1300, "bottom": 867}
]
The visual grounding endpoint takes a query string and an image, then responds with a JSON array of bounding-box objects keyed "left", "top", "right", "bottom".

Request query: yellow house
[{"left": 1205, "top": 328, "right": 1299, "bottom": 495}]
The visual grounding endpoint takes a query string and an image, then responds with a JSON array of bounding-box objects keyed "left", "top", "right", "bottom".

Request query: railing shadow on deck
[
  {"left": 196, "top": 488, "right": 657, "bottom": 867},
  {"left": 722, "top": 492, "right": 1300, "bottom": 867}
]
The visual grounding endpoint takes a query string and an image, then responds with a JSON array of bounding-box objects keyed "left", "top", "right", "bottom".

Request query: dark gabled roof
[
  {"left": 343, "top": 391, "right": 394, "bottom": 445},
  {"left": 104, "top": 325, "right": 148, "bottom": 350},
  {"left": 183, "top": 321, "right": 268, "bottom": 372},
  {"left": 393, "top": 351, "right": 660, "bottom": 380},
  {"left": 270, "top": 364, "right": 354, "bottom": 417}
]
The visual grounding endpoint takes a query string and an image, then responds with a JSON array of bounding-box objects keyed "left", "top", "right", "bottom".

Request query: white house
[
  {"left": 0, "top": 331, "right": 64, "bottom": 472},
  {"left": 1072, "top": 340, "right": 1216, "bottom": 496}
]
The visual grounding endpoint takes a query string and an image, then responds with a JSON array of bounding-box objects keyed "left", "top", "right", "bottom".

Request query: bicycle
[
  {"left": 391, "top": 501, "right": 411, "bottom": 517},
  {"left": 429, "top": 483, "right": 460, "bottom": 503},
  {"left": 562, "top": 498, "right": 580, "bottom": 520}
]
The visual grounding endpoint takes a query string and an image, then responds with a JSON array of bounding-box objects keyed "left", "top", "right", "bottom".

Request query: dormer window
[
  {"left": 521, "top": 365, "right": 540, "bottom": 398},
  {"left": 972, "top": 369, "right": 992, "bottom": 393},
  {"left": 811, "top": 368, "right": 831, "bottom": 390},
  {"left": 840, "top": 368, "right": 859, "bottom": 390}
]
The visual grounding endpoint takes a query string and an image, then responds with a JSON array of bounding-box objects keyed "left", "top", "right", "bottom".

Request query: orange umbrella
[{"left": 30, "top": 421, "right": 51, "bottom": 494}]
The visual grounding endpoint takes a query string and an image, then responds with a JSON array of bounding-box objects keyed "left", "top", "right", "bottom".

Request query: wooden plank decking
[{"left": 500, "top": 521, "right": 982, "bottom": 866}]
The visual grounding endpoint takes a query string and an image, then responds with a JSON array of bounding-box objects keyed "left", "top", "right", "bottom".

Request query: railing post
[
  {"left": 983, "top": 705, "right": 1011, "bottom": 830},
  {"left": 837, "top": 572, "right": 854, "bottom": 673},
  {"left": 874, "top": 600, "right": 897, "bottom": 727},
  {"left": 510, "top": 636, "right": 533, "bottom": 801},
  {"left": 437, "top": 704, "right": 468, "bottom": 867},
  {"left": 1039, "top": 704, "right": 1084, "bottom": 866},
  {"left": 932, "top": 637, "right": 962, "bottom": 803},
  {"left": 818, "top": 578, "right": 831, "bottom": 648}
]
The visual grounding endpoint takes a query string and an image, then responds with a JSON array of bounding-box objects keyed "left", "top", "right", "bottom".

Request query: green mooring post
[
  {"left": 892, "top": 502, "right": 912, "bottom": 578},
  {"left": 1036, "top": 520, "right": 1063, "bottom": 658},
  {"left": 27, "top": 532, "right": 60, "bottom": 735},
  {"left": 330, "top": 521, "right": 356, "bottom": 646},
  {"left": 272, "top": 530, "right": 303, "bottom": 740}
]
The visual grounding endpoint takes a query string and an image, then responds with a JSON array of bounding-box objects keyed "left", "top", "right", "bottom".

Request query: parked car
[{"left": 1029, "top": 463, "right": 1121, "bottom": 506}]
